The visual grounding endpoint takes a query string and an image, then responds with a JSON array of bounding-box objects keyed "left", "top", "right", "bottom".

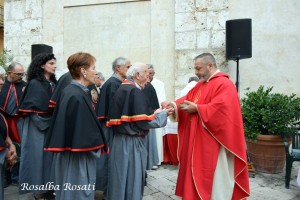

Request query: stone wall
[
  {"left": 4, "top": 0, "right": 176, "bottom": 99},
  {"left": 4, "top": 0, "right": 44, "bottom": 68},
  {"left": 228, "top": 0, "right": 300, "bottom": 96},
  {"left": 4, "top": 0, "right": 300, "bottom": 99},
  {"left": 174, "top": 0, "right": 229, "bottom": 97}
]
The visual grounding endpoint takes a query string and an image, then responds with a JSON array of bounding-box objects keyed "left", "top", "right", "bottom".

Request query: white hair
[
  {"left": 112, "top": 57, "right": 128, "bottom": 72},
  {"left": 126, "top": 62, "right": 146, "bottom": 80}
]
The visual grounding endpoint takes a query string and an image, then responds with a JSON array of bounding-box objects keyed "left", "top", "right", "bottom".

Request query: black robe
[
  {"left": 107, "top": 80, "right": 155, "bottom": 127},
  {"left": 96, "top": 76, "right": 122, "bottom": 120},
  {"left": 0, "top": 78, "right": 27, "bottom": 114},
  {"left": 106, "top": 80, "right": 167, "bottom": 200},
  {"left": 18, "top": 79, "right": 54, "bottom": 115},
  {"left": 49, "top": 72, "right": 72, "bottom": 109},
  {"left": 0, "top": 78, "right": 27, "bottom": 142},
  {"left": 94, "top": 75, "right": 121, "bottom": 192},
  {"left": 143, "top": 83, "right": 160, "bottom": 111},
  {"left": 44, "top": 83, "right": 108, "bottom": 152}
]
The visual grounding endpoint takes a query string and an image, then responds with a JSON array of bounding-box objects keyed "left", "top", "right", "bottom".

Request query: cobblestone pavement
[{"left": 4, "top": 163, "right": 300, "bottom": 199}]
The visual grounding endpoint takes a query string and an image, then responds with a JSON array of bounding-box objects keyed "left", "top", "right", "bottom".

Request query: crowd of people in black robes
[{"left": 0, "top": 52, "right": 172, "bottom": 200}]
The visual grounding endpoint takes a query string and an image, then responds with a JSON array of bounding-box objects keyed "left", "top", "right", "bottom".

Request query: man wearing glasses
[{"left": 0, "top": 62, "right": 27, "bottom": 187}]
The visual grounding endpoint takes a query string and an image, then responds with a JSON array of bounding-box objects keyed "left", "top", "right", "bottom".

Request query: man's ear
[{"left": 135, "top": 72, "right": 140, "bottom": 80}]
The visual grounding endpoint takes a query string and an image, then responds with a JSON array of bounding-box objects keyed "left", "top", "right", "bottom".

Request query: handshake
[
  {"left": 153, "top": 101, "right": 175, "bottom": 116},
  {"left": 161, "top": 100, "right": 198, "bottom": 114}
]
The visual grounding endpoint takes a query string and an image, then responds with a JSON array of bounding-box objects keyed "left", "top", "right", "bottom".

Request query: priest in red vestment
[{"left": 162, "top": 53, "right": 250, "bottom": 200}]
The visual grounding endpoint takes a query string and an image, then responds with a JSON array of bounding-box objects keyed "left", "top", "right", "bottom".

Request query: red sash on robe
[
  {"left": 6, "top": 116, "right": 21, "bottom": 143},
  {"left": 175, "top": 72, "right": 250, "bottom": 200}
]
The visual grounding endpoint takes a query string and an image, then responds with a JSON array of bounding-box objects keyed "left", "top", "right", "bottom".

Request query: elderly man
[
  {"left": 88, "top": 72, "right": 105, "bottom": 112},
  {"left": 0, "top": 67, "right": 17, "bottom": 200},
  {"left": 95, "top": 72, "right": 105, "bottom": 90},
  {"left": 106, "top": 62, "right": 171, "bottom": 200},
  {"left": 146, "top": 64, "right": 166, "bottom": 167},
  {"left": 0, "top": 62, "right": 27, "bottom": 143},
  {"left": 95, "top": 57, "right": 131, "bottom": 196},
  {"left": 162, "top": 53, "right": 249, "bottom": 200}
]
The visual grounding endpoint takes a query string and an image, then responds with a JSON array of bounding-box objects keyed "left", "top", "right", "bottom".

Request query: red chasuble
[{"left": 175, "top": 72, "right": 249, "bottom": 200}]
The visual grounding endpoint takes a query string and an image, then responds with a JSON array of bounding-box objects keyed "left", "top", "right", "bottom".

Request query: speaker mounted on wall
[
  {"left": 31, "top": 44, "right": 53, "bottom": 60},
  {"left": 226, "top": 19, "right": 252, "bottom": 60}
]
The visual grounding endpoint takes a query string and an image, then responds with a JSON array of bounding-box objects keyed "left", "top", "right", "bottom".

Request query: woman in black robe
[
  {"left": 18, "top": 53, "right": 57, "bottom": 199},
  {"left": 44, "top": 52, "right": 108, "bottom": 200}
]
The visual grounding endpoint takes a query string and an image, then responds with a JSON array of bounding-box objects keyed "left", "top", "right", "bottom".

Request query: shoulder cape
[
  {"left": 143, "top": 83, "right": 160, "bottom": 111},
  {"left": 49, "top": 72, "right": 72, "bottom": 109},
  {"left": 0, "top": 78, "right": 27, "bottom": 113},
  {"left": 18, "top": 79, "right": 54, "bottom": 114},
  {"left": 96, "top": 76, "right": 122, "bottom": 120},
  {"left": 44, "top": 84, "right": 108, "bottom": 152},
  {"left": 106, "top": 80, "right": 155, "bottom": 126}
]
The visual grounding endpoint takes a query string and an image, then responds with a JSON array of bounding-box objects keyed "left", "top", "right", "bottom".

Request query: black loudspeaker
[
  {"left": 31, "top": 44, "right": 53, "bottom": 60},
  {"left": 226, "top": 19, "right": 252, "bottom": 60}
]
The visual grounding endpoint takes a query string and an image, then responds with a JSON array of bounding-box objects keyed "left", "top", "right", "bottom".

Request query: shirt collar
[
  {"left": 135, "top": 82, "right": 142, "bottom": 90},
  {"left": 70, "top": 80, "right": 89, "bottom": 93},
  {"left": 207, "top": 69, "right": 220, "bottom": 82}
]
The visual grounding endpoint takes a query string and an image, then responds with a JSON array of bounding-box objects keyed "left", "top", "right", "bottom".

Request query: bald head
[{"left": 7, "top": 62, "right": 25, "bottom": 83}]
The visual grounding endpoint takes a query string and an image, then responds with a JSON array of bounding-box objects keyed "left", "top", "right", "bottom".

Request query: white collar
[
  {"left": 135, "top": 82, "right": 142, "bottom": 90},
  {"left": 207, "top": 69, "right": 220, "bottom": 82}
]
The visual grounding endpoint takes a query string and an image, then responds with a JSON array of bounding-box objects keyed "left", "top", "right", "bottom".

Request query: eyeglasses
[{"left": 9, "top": 71, "right": 25, "bottom": 76}]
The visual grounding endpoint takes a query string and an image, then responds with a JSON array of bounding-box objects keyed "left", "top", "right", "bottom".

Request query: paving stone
[
  {"left": 143, "top": 192, "right": 173, "bottom": 200},
  {"left": 3, "top": 163, "right": 300, "bottom": 200},
  {"left": 147, "top": 177, "right": 176, "bottom": 196}
]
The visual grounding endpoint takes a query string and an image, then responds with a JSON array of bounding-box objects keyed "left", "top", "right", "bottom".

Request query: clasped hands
[{"left": 154, "top": 106, "right": 174, "bottom": 116}]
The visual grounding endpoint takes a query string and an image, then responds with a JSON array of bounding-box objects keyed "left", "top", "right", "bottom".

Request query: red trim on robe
[
  {"left": 13, "top": 85, "right": 19, "bottom": 107},
  {"left": 18, "top": 109, "right": 50, "bottom": 114},
  {"left": 122, "top": 79, "right": 135, "bottom": 85},
  {"left": 3, "top": 84, "right": 12, "bottom": 110},
  {"left": 106, "top": 114, "right": 156, "bottom": 127},
  {"left": 49, "top": 100, "right": 56, "bottom": 108},
  {"left": 6, "top": 117, "right": 21, "bottom": 143},
  {"left": 44, "top": 144, "right": 105, "bottom": 152}
]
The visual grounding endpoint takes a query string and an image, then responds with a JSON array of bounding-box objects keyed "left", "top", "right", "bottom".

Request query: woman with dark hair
[
  {"left": 18, "top": 53, "right": 57, "bottom": 200},
  {"left": 44, "top": 52, "right": 108, "bottom": 200}
]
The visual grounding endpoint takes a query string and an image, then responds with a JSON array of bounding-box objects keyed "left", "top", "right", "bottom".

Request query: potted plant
[{"left": 241, "top": 86, "right": 300, "bottom": 173}]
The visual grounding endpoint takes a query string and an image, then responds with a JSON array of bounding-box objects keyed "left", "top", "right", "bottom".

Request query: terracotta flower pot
[{"left": 246, "top": 134, "right": 289, "bottom": 174}]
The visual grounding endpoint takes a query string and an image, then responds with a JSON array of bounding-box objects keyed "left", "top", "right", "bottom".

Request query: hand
[
  {"left": 161, "top": 101, "right": 172, "bottom": 109},
  {"left": 154, "top": 108, "right": 163, "bottom": 114},
  {"left": 181, "top": 100, "right": 198, "bottom": 114},
  {"left": 165, "top": 107, "right": 175, "bottom": 116},
  {"left": 5, "top": 144, "right": 17, "bottom": 168}
]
